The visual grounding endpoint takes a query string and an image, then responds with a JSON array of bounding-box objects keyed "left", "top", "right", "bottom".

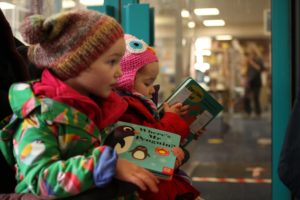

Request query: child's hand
[
  {"left": 115, "top": 159, "right": 159, "bottom": 193},
  {"left": 194, "top": 128, "right": 206, "bottom": 140},
  {"left": 172, "top": 147, "right": 185, "bottom": 168},
  {"left": 163, "top": 102, "right": 189, "bottom": 117}
]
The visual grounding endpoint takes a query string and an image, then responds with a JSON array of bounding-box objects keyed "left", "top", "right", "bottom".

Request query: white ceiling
[
  {"left": 1, "top": 0, "right": 271, "bottom": 39},
  {"left": 141, "top": 0, "right": 271, "bottom": 39}
]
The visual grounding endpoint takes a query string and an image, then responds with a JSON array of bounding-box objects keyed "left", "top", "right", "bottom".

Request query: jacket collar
[{"left": 8, "top": 82, "right": 99, "bottom": 136}]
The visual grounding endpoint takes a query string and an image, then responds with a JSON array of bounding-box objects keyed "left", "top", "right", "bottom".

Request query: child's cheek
[{"left": 98, "top": 74, "right": 113, "bottom": 85}]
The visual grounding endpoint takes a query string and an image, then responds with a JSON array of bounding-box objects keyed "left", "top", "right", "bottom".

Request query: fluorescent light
[
  {"left": 204, "top": 76, "right": 210, "bottom": 83},
  {"left": 195, "top": 37, "right": 212, "bottom": 50},
  {"left": 79, "top": 0, "right": 104, "bottom": 6},
  {"left": 0, "top": 2, "right": 15, "bottom": 10},
  {"left": 194, "top": 63, "right": 210, "bottom": 72},
  {"left": 188, "top": 21, "right": 196, "bottom": 28},
  {"left": 201, "top": 49, "right": 212, "bottom": 56},
  {"left": 216, "top": 35, "right": 233, "bottom": 40},
  {"left": 194, "top": 8, "right": 219, "bottom": 16},
  {"left": 182, "top": 38, "right": 186, "bottom": 46},
  {"left": 203, "top": 19, "right": 225, "bottom": 27},
  {"left": 181, "top": 9, "right": 190, "bottom": 18},
  {"left": 63, "top": 0, "right": 76, "bottom": 8}
]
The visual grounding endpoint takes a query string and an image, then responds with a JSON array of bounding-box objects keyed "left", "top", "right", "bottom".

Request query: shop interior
[{"left": 1, "top": 0, "right": 271, "bottom": 199}]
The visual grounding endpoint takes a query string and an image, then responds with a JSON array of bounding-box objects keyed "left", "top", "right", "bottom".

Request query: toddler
[
  {"left": 0, "top": 9, "right": 158, "bottom": 199},
  {"left": 115, "top": 34, "right": 201, "bottom": 200}
]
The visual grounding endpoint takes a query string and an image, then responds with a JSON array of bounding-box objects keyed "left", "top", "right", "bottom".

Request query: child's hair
[
  {"left": 115, "top": 34, "right": 158, "bottom": 92},
  {"left": 20, "top": 9, "right": 124, "bottom": 80}
]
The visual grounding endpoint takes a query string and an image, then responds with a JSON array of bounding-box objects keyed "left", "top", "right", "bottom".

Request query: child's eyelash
[{"left": 108, "top": 59, "right": 116, "bottom": 65}]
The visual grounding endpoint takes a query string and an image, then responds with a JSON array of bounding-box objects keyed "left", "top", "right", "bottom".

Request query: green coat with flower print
[{"left": 0, "top": 83, "right": 137, "bottom": 199}]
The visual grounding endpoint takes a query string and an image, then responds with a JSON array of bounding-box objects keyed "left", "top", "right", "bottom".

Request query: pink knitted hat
[{"left": 116, "top": 34, "right": 158, "bottom": 92}]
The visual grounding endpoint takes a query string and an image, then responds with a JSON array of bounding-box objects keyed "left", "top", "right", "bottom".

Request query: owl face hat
[{"left": 116, "top": 34, "right": 158, "bottom": 92}]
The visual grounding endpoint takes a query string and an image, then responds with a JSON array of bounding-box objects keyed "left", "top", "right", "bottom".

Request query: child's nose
[
  {"left": 115, "top": 65, "right": 123, "bottom": 78},
  {"left": 150, "top": 86, "right": 155, "bottom": 94}
]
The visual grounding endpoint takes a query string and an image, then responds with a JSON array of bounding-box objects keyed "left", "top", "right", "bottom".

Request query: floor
[{"left": 182, "top": 113, "right": 272, "bottom": 200}]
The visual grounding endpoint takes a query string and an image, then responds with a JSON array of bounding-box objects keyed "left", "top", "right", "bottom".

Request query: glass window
[{"left": 141, "top": 0, "right": 272, "bottom": 199}]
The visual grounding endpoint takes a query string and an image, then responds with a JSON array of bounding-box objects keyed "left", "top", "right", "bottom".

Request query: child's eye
[
  {"left": 144, "top": 82, "right": 152, "bottom": 87},
  {"left": 108, "top": 59, "right": 117, "bottom": 66}
]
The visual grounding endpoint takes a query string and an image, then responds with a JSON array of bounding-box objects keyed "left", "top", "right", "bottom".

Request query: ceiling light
[
  {"left": 182, "top": 38, "right": 186, "bottom": 46},
  {"left": 216, "top": 35, "right": 233, "bottom": 40},
  {"left": 0, "top": 2, "right": 15, "bottom": 10},
  {"left": 194, "top": 63, "right": 210, "bottom": 73},
  {"left": 195, "top": 37, "right": 212, "bottom": 50},
  {"left": 79, "top": 0, "right": 104, "bottom": 6},
  {"left": 188, "top": 21, "right": 196, "bottom": 28},
  {"left": 204, "top": 75, "right": 211, "bottom": 83},
  {"left": 201, "top": 49, "right": 212, "bottom": 56},
  {"left": 181, "top": 9, "right": 190, "bottom": 18},
  {"left": 63, "top": 0, "right": 76, "bottom": 8},
  {"left": 203, "top": 19, "right": 225, "bottom": 27},
  {"left": 194, "top": 8, "right": 219, "bottom": 16}
]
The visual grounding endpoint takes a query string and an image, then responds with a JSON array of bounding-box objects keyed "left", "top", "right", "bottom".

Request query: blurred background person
[{"left": 243, "top": 43, "right": 266, "bottom": 118}]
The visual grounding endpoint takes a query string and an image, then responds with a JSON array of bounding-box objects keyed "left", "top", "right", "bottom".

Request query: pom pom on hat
[
  {"left": 20, "top": 9, "right": 124, "bottom": 80},
  {"left": 20, "top": 15, "right": 46, "bottom": 44},
  {"left": 116, "top": 34, "right": 158, "bottom": 92}
]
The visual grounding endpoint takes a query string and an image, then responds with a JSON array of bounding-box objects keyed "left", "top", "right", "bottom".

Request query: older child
[
  {"left": 0, "top": 9, "right": 159, "bottom": 199},
  {"left": 115, "top": 34, "right": 201, "bottom": 200}
]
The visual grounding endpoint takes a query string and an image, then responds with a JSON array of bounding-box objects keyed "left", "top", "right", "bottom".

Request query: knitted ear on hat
[
  {"left": 116, "top": 34, "right": 158, "bottom": 92},
  {"left": 20, "top": 9, "right": 124, "bottom": 80}
]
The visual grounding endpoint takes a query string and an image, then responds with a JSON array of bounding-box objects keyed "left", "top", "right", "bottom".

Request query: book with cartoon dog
[
  {"left": 104, "top": 121, "right": 181, "bottom": 180},
  {"left": 158, "top": 77, "right": 224, "bottom": 147}
]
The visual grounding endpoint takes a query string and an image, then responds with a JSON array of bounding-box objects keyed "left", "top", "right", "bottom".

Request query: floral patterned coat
[{"left": 0, "top": 83, "right": 137, "bottom": 199}]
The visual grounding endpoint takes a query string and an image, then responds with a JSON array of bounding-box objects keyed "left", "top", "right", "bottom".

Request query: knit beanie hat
[
  {"left": 116, "top": 34, "right": 158, "bottom": 92},
  {"left": 20, "top": 9, "right": 124, "bottom": 80}
]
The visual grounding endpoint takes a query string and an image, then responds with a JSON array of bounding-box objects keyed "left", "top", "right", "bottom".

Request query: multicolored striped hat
[
  {"left": 20, "top": 9, "right": 124, "bottom": 80},
  {"left": 116, "top": 34, "right": 158, "bottom": 92}
]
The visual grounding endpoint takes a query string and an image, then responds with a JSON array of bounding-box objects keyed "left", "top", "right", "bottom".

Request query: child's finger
[
  {"left": 194, "top": 128, "right": 206, "bottom": 139},
  {"left": 180, "top": 110, "right": 189, "bottom": 116},
  {"left": 181, "top": 104, "right": 190, "bottom": 111},
  {"left": 163, "top": 102, "right": 172, "bottom": 112},
  {"left": 163, "top": 102, "right": 170, "bottom": 109},
  {"left": 172, "top": 147, "right": 185, "bottom": 162},
  {"left": 179, "top": 105, "right": 190, "bottom": 116},
  {"left": 134, "top": 168, "right": 159, "bottom": 192},
  {"left": 175, "top": 158, "right": 182, "bottom": 168},
  {"left": 172, "top": 102, "right": 183, "bottom": 108}
]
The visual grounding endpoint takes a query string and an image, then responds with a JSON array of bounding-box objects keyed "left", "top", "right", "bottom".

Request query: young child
[
  {"left": 115, "top": 34, "right": 201, "bottom": 200},
  {"left": 0, "top": 9, "right": 159, "bottom": 199}
]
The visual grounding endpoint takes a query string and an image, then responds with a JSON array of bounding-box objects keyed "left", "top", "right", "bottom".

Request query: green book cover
[
  {"left": 104, "top": 121, "right": 181, "bottom": 179},
  {"left": 158, "top": 77, "right": 224, "bottom": 147}
]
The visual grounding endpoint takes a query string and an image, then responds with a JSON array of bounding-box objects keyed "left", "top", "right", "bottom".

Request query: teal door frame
[{"left": 272, "top": 0, "right": 292, "bottom": 199}]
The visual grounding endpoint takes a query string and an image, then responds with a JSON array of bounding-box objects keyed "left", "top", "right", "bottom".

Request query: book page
[
  {"left": 168, "top": 87, "right": 192, "bottom": 105},
  {"left": 190, "top": 110, "right": 213, "bottom": 133}
]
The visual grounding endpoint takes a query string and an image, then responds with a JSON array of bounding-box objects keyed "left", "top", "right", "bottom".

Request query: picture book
[
  {"left": 158, "top": 77, "right": 224, "bottom": 146},
  {"left": 104, "top": 121, "right": 181, "bottom": 180}
]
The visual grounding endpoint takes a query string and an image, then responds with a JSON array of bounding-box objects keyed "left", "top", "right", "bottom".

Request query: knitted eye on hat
[
  {"left": 116, "top": 34, "right": 158, "bottom": 92},
  {"left": 20, "top": 9, "right": 124, "bottom": 80}
]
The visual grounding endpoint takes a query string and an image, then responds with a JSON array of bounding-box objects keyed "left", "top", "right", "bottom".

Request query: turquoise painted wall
[
  {"left": 88, "top": 0, "right": 154, "bottom": 46},
  {"left": 272, "top": 0, "right": 292, "bottom": 199}
]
